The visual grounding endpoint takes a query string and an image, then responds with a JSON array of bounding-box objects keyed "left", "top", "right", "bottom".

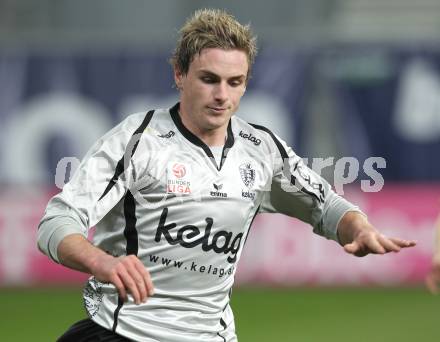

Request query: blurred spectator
[{"left": 426, "top": 212, "right": 440, "bottom": 294}]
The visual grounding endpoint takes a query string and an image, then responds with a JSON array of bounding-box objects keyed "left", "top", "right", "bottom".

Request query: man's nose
[{"left": 213, "top": 82, "right": 228, "bottom": 102}]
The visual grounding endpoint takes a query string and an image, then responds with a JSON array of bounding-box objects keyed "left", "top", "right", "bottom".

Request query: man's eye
[
  {"left": 230, "top": 80, "right": 243, "bottom": 87},
  {"left": 201, "top": 77, "right": 215, "bottom": 83}
]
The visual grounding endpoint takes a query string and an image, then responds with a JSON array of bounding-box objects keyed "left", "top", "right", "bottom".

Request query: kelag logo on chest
[
  {"left": 167, "top": 162, "right": 192, "bottom": 194},
  {"left": 155, "top": 207, "right": 242, "bottom": 263}
]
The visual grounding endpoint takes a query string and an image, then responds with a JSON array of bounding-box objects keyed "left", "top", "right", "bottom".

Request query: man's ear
[{"left": 174, "top": 67, "right": 184, "bottom": 90}]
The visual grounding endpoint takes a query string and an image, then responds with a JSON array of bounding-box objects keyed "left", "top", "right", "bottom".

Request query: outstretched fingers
[
  {"left": 344, "top": 235, "right": 385, "bottom": 256},
  {"left": 343, "top": 241, "right": 359, "bottom": 254},
  {"left": 365, "top": 235, "right": 387, "bottom": 254},
  {"left": 344, "top": 233, "right": 416, "bottom": 257},
  {"left": 388, "top": 237, "right": 417, "bottom": 248},
  {"left": 377, "top": 235, "right": 401, "bottom": 253}
]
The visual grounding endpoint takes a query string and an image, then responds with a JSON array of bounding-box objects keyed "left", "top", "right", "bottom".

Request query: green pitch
[{"left": 0, "top": 287, "right": 437, "bottom": 342}]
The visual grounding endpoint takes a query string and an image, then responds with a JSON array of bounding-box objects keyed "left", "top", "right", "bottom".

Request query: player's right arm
[
  {"left": 37, "top": 113, "right": 154, "bottom": 304},
  {"left": 57, "top": 234, "right": 153, "bottom": 304},
  {"left": 426, "top": 213, "right": 440, "bottom": 294}
]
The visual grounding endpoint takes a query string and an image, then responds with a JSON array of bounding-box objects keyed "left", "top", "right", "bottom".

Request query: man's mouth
[{"left": 207, "top": 106, "right": 227, "bottom": 113}]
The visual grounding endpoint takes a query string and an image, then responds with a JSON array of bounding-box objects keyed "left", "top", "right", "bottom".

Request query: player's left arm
[
  {"left": 259, "top": 130, "right": 416, "bottom": 255},
  {"left": 337, "top": 211, "right": 416, "bottom": 257}
]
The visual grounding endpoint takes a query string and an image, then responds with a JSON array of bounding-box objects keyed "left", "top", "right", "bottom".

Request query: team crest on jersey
[
  {"left": 239, "top": 162, "right": 257, "bottom": 200},
  {"left": 167, "top": 162, "right": 192, "bottom": 195},
  {"left": 239, "top": 162, "right": 256, "bottom": 188}
]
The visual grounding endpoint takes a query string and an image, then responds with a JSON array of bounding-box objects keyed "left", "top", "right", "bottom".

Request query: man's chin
[{"left": 203, "top": 118, "right": 230, "bottom": 131}]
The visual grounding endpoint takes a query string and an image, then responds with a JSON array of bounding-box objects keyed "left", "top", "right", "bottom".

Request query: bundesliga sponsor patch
[{"left": 167, "top": 162, "right": 192, "bottom": 195}]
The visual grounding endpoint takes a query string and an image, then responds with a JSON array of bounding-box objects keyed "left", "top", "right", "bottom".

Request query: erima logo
[
  {"left": 239, "top": 130, "right": 261, "bottom": 146},
  {"left": 155, "top": 208, "right": 242, "bottom": 263},
  {"left": 158, "top": 130, "right": 175, "bottom": 139},
  {"left": 210, "top": 183, "right": 228, "bottom": 198}
]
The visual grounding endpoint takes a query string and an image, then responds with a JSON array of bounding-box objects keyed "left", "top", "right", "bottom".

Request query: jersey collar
[{"left": 169, "top": 102, "right": 235, "bottom": 171}]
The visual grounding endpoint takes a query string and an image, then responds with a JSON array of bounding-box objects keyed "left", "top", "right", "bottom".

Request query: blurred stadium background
[{"left": 0, "top": 0, "right": 439, "bottom": 341}]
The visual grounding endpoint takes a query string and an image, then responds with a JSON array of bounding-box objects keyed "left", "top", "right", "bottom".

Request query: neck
[
  {"left": 178, "top": 110, "right": 227, "bottom": 147},
  {"left": 194, "top": 129, "right": 226, "bottom": 147}
]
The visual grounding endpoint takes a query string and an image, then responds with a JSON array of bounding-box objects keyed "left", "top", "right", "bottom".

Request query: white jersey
[{"left": 38, "top": 103, "right": 361, "bottom": 341}]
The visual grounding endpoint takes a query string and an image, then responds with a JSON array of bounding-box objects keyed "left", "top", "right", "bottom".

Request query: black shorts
[{"left": 57, "top": 318, "right": 131, "bottom": 342}]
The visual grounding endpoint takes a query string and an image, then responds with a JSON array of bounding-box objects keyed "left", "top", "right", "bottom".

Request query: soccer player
[
  {"left": 37, "top": 8, "right": 416, "bottom": 342},
  {"left": 426, "top": 213, "right": 440, "bottom": 294}
]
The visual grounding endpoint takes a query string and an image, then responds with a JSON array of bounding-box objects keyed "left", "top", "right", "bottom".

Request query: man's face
[{"left": 174, "top": 48, "right": 248, "bottom": 135}]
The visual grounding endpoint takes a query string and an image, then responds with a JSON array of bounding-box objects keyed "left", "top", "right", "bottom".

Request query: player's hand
[
  {"left": 338, "top": 211, "right": 416, "bottom": 257},
  {"left": 426, "top": 261, "right": 440, "bottom": 294},
  {"left": 343, "top": 230, "right": 416, "bottom": 257},
  {"left": 91, "top": 254, "right": 154, "bottom": 304}
]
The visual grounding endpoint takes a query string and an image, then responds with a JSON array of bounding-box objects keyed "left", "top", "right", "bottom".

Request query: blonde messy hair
[{"left": 170, "top": 8, "right": 257, "bottom": 80}]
